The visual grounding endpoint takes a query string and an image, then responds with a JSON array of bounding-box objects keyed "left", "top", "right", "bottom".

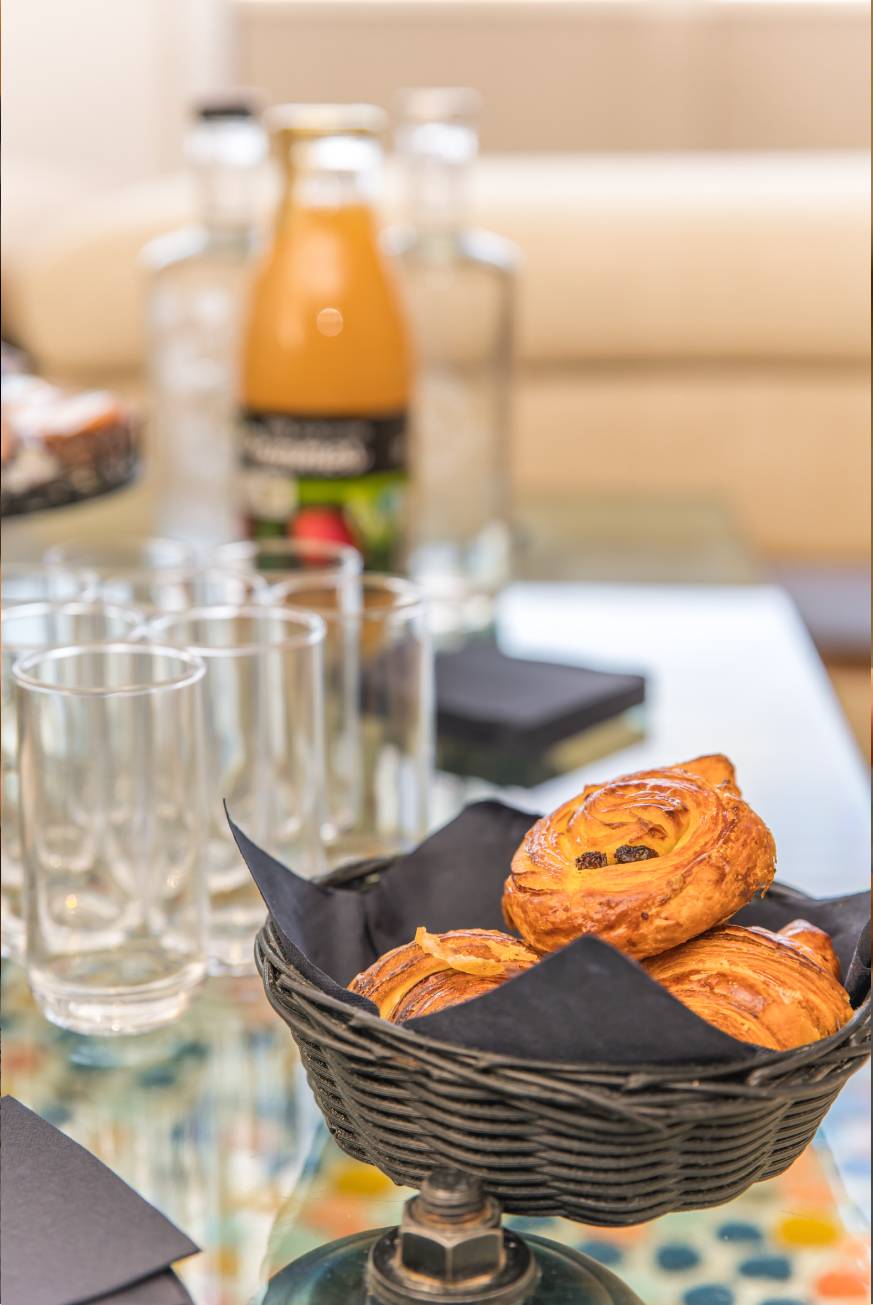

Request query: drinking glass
[
  {"left": 45, "top": 535, "right": 196, "bottom": 573},
  {"left": 97, "top": 566, "right": 267, "bottom": 614},
  {"left": 2, "top": 561, "right": 97, "bottom": 606},
  {"left": 14, "top": 642, "right": 208, "bottom": 1034},
  {"left": 147, "top": 606, "right": 327, "bottom": 973},
  {"left": 272, "top": 574, "right": 433, "bottom": 867},
  {"left": 1, "top": 602, "right": 145, "bottom": 961},
  {"left": 214, "top": 537, "right": 362, "bottom": 590},
  {"left": 44, "top": 536, "right": 206, "bottom": 613}
]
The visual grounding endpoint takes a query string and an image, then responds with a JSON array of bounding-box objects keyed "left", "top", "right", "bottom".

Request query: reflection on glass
[
  {"left": 147, "top": 606, "right": 327, "bottom": 972},
  {"left": 271, "top": 575, "right": 434, "bottom": 867}
]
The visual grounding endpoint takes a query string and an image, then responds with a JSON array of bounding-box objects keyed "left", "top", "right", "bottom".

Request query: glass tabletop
[
  {"left": 2, "top": 962, "right": 868, "bottom": 1305},
  {"left": 3, "top": 583, "right": 869, "bottom": 1304}
]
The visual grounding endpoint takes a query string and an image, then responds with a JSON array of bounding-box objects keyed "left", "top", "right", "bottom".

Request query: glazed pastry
[
  {"left": 348, "top": 928, "right": 539, "bottom": 1022},
  {"left": 503, "top": 754, "right": 776, "bottom": 959},
  {"left": 645, "top": 921, "right": 853, "bottom": 1050}
]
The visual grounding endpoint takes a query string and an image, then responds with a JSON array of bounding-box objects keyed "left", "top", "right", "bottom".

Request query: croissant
[
  {"left": 348, "top": 927, "right": 539, "bottom": 1022},
  {"left": 644, "top": 920, "right": 853, "bottom": 1050},
  {"left": 503, "top": 754, "right": 776, "bottom": 959},
  {"left": 767, "top": 917, "right": 841, "bottom": 980}
]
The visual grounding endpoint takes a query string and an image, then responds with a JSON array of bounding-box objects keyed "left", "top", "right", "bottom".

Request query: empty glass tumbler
[
  {"left": 2, "top": 561, "right": 97, "bottom": 606},
  {"left": 272, "top": 574, "right": 433, "bottom": 866},
  {"left": 45, "top": 534, "right": 197, "bottom": 573},
  {"left": 13, "top": 642, "right": 208, "bottom": 1034},
  {"left": 97, "top": 566, "right": 268, "bottom": 614},
  {"left": 147, "top": 606, "right": 327, "bottom": 972},
  {"left": 214, "top": 537, "right": 362, "bottom": 589},
  {"left": 1, "top": 602, "right": 145, "bottom": 961},
  {"left": 44, "top": 536, "right": 208, "bottom": 613}
]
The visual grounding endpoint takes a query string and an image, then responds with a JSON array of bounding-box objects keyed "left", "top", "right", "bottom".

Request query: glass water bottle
[
  {"left": 142, "top": 95, "right": 267, "bottom": 542},
  {"left": 393, "top": 89, "right": 517, "bottom": 637}
]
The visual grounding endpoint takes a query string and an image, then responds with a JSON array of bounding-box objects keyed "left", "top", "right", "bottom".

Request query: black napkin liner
[{"left": 230, "top": 800, "right": 871, "bottom": 1066}]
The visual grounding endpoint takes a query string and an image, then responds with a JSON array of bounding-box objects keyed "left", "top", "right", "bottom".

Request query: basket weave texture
[{"left": 255, "top": 911, "right": 870, "bottom": 1226}]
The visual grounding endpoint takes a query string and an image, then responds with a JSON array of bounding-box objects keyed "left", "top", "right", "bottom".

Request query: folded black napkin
[
  {"left": 0, "top": 1098, "right": 197, "bottom": 1305},
  {"left": 83, "top": 1273, "right": 194, "bottom": 1305},
  {"left": 231, "top": 800, "right": 871, "bottom": 1066},
  {"left": 435, "top": 645, "right": 646, "bottom": 752},
  {"left": 434, "top": 645, "right": 646, "bottom": 783}
]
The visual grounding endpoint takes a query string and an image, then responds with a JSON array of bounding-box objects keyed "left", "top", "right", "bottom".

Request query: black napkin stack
[
  {"left": 1, "top": 1097, "right": 198, "bottom": 1305},
  {"left": 435, "top": 645, "right": 646, "bottom": 784}
]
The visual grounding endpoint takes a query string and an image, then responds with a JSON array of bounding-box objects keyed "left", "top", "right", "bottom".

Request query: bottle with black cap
[
  {"left": 142, "top": 91, "right": 267, "bottom": 540},
  {"left": 262, "top": 1167, "right": 643, "bottom": 1304}
]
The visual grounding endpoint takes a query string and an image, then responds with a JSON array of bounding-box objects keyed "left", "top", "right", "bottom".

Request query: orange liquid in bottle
[
  {"left": 245, "top": 204, "right": 409, "bottom": 414},
  {"left": 238, "top": 119, "right": 411, "bottom": 570}
]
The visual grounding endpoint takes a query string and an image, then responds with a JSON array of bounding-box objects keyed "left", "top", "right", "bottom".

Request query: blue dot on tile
[
  {"left": 177, "top": 1038, "right": 208, "bottom": 1061},
  {"left": 739, "top": 1256, "right": 792, "bottom": 1282},
  {"left": 683, "top": 1288, "right": 734, "bottom": 1305},
  {"left": 247, "top": 1028, "right": 275, "bottom": 1050},
  {"left": 41, "top": 1104, "right": 72, "bottom": 1126},
  {"left": 717, "top": 1220, "right": 764, "bottom": 1243},
  {"left": 658, "top": 1243, "right": 701, "bottom": 1271},
  {"left": 509, "top": 1216, "right": 556, "bottom": 1233},
  {"left": 579, "top": 1239, "right": 624, "bottom": 1267},
  {"left": 137, "top": 1065, "right": 177, "bottom": 1088}
]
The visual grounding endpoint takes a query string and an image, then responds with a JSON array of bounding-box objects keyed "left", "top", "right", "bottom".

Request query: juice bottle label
[{"left": 238, "top": 408, "right": 407, "bottom": 568}]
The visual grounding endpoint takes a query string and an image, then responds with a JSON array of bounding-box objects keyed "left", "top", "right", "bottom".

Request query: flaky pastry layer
[{"left": 348, "top": 928, "right": 540, "bottom": 1022}]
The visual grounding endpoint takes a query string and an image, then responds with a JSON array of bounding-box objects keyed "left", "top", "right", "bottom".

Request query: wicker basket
[{"left": 255, "top": 879, "right": 871, "bottom": 1226}]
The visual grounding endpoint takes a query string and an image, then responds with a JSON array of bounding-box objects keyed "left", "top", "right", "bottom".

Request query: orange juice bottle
[{"left": 238, "top": 105, "right": 412, "bottom": 569}]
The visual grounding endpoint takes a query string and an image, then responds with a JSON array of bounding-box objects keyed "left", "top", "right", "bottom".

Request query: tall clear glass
[
  {"left": 2, "top": 561, "right": 97, "bottom": 606},
  {"left": 146, "top": 606, "right": 327, "bottom": 973},
  {"left": 214, "top": 537, "right": 362, "bottom": 589},
  {"left": 1, "top": 602, "right": 145, "bottom": 961},
  {"left": 44, "top": 533, "right": 266, "bottom": 612},
  {"left": 14, "top": 643, "right": 208, "bottom": 1034},
  {"left": 96, "top": 566, "right": 268, "bottom": 614},
  {"left": 272, "top": 574, "right": 433, "bottom": 867},
  {"left": 45, "top": 535, "right": 197, "bottom": 574}
]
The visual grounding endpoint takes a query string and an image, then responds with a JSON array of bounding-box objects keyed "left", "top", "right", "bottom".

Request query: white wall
[
  {"left": 2, "top": 0, "right": 233, "bottom": 190},
  {"left": 237, "top": 0, "right": 871, "bottom": 152},
  {"left": 3, "top": 0, "right": 868, "bottom": 195}
]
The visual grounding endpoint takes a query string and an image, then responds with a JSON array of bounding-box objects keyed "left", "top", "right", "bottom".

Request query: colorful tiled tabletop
[{"left": 3, "top": 961, "right": 868, "bottom": 1305}]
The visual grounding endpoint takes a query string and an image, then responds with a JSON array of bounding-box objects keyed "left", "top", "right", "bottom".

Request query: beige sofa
[{"left": 3, "top": 149, "right": 868, "bottom": 566}]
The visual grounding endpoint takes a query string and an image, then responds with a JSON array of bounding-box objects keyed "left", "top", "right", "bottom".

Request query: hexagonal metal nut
[{"left": 397, "top": 1199, "right": 505, "bottom": 1284}]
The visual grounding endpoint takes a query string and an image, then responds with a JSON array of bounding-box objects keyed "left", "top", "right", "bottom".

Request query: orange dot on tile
[
  {"left": 814, "top": 1267, "right": 871, "bottom": 1299},
  {"left": 305, "top": 1195, "right": 372, "bottom": 1237},
  {"left": 777, "top": 1213, "right": 841, "bottom": 1247},
  {"left": 334, "top": 1163, "right": 395, "bottom": 1197},
  {"left": 215, "top": 1246, "right": 239, "bottom": 1276}
]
